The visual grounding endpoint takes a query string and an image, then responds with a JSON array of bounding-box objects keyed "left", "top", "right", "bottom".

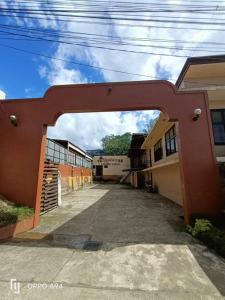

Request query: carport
[{"left": 0, "top": 80, "right": 222, "bottom": 226}]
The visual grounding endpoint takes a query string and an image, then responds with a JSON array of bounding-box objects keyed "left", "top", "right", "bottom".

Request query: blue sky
[
  {"left": 1, "top": 0, "right": 224, "bottom": 149},
  {"left": 0, "top": 41, "right": 48, "bottom": 99}
]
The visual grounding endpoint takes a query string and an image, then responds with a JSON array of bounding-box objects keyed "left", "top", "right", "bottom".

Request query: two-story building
[{"left": 141, "top": 55, "right": 225, "bottom": 208}]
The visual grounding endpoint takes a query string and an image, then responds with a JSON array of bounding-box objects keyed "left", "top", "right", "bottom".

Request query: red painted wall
[
  {"left": 0, "top": 81, "right": 223, "bottom": 225},
  {"left": 58, "top": 164, "right": 92, "bottom": 194}
]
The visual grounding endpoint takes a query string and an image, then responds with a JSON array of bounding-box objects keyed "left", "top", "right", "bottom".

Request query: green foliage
[
  {"left": 187, "top": 219, "right": 213, "bottom": 236},
  {"left": 102, "top": 132, "right": 132, "bottom": 155},
  {"left": 0, "top": 204, "right": 34, "bottom": 228},
  {"left": 187, "top": 218, "right": 225, "bottom": 258}
]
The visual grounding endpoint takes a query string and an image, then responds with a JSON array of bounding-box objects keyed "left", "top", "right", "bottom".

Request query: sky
[{"left": 1, "top": 0, "right": 225, "bottom": 149}]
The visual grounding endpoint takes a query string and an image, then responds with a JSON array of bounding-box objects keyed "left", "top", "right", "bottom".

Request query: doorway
[{"left": 96, "top": 165, "right": 103, "bottom": 177}]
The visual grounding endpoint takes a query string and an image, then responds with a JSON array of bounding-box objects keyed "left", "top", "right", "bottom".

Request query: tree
[{"left": 102, "top": 133, "right": 132, "bottom": 155}]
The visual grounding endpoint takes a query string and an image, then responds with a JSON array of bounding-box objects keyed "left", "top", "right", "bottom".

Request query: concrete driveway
[{"left": 0, "top": 184, "right": 225, "bottom": 299}]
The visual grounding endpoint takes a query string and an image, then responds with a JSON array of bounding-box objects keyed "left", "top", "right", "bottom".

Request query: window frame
[
  {"left": 154, "top": 139, "right": 163, "bottom": 162},
  {"left": 165, "top": 125, "right": 177, "bottom": 156},
  {"left": 211, "top": 109, "right": 225, "bottom": 145}
]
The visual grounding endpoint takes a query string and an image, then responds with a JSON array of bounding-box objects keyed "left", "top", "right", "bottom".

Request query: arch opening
[{"left": 0, "top": 80, "right": 222, "bottom": 228}]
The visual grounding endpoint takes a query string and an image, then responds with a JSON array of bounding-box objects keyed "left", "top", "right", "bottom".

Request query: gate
[{"left": 41, "top": 160, "right": 59, "bottom": 214}]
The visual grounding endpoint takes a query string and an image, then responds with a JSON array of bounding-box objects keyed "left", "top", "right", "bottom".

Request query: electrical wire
[
  {"left": 0, "top": 42, "right": 172, "bottom": 79},
  {"left": 1, "top": 28, "right": 225, "bottom": 55},
  {"left": 1, "top": 0, "right": 225, "bottom": 86}
]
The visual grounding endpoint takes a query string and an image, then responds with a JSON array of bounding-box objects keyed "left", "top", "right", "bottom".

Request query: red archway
[{"left": 0, "top": 80, "right": 222, "bottom": 225}]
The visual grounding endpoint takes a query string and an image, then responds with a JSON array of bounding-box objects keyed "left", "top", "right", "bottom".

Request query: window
[
  {"left": 211, "top": 110, "right": 225, "bottom": 145},
  {"left": 154, "top": 139, "right": 163, "bottom": 162},
  {"left": 165, "top": 125, "right": 177, "bottom": 156}
]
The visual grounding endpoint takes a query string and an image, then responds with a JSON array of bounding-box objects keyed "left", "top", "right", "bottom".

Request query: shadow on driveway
[{"left": 2, "top": 183, "right": 225, "bottom": 296}]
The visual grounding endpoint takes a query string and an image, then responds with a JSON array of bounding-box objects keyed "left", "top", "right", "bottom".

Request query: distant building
[{"left": 92, "top": 155, "right": 130, "bottom": 182}]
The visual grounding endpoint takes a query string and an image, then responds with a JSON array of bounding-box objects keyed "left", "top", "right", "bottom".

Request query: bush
[
  {"left": 187, "top": 219, "right": 213, "bottom": 236},
  {"left": 0, "top": 210, "right": 18, "bottom": 227},
  {"left": 0, "top": 205, "right": 34, "bottom": 228},
  {"left": 187, "top": 218, "right": 225, "bottom": 258}
]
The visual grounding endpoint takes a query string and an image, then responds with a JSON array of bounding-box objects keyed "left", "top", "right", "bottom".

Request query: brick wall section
[{"left": 58, "top": 164, "right": 92, "bottom": 195}]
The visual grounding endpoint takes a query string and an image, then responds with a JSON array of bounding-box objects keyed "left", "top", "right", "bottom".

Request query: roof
[{"left": 176, "top": 54, "right": 225, "bottom": 88}]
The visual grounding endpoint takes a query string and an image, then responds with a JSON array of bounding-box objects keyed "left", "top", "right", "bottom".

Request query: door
[{"left": 95, "top": 165, "right": 103, "bottom": 176}]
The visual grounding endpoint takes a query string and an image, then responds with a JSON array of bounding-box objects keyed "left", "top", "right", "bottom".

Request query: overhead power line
[
  {"left": 2, "top": 28, "right": 225, "bottom": 55},
  {"left": 2, "top": 0, "right": 225, "bottom": 4},
  {"left": 1, "top": 0, "right": 225, "bottom": 87},
  {"left": 2, "top": 8, "right": 225, "bottom": 17},
  {"left": 1, "top": 14, "right": 225, "bottom": 32},
  {"left": 0, "top": 42, "right": 175, "bottom": 79},
  {"left": 1, "top": 42, "right": 225, "bottom": 87},
  {"left": 1, "top": 23, "right": 225, "bottom": 48}
]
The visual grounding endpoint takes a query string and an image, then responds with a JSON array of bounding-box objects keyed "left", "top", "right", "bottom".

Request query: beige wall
[
  {"left": 130, "top": 171, "right": 138, "bottom": 188},
  {"left": 141, "top": 114, "right": 182, "bottom": 205},
  {"left": 179, "top": 64, "right": 225, "bottom": 158},
  {"left": 151, "top": 163, "right": 183, "bottom": 206},
  {"left": 142, "top": 114, "right": 178, "bottom": 166},
  {"left": 93, "top": 155, "right": 130, "bottom": 176}
]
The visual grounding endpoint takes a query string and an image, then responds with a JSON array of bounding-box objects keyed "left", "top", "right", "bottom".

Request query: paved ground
[{"left": 0, "top": 184, "right": 225, "bottom": 299}]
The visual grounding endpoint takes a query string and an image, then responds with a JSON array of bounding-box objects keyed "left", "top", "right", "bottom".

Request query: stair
[{"left": 120, "top": 171, "right": 131, "bottom": 184}]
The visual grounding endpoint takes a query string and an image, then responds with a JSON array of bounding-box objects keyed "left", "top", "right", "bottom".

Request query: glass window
[
  {"left": 211, "top": 110, "right": 225, "bottom": 145},
  {"left": 154, "top": 139, "right": 163, "bottom": 162},
  {"left": 45, "top": 139, "right": 93, "bottom": 168},
  {"left": 165, "top": 125, "right": 177, "bottom": 156}
]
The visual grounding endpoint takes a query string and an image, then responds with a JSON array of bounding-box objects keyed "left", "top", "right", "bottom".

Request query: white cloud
[
  {"left": 4, "top": 0, "right": 225, "bottom": 148},
  {"left": 39, "top": 60, "right": 87, "bottom": 86},
  {"left": 47, "top": 110, "right": 158, "bottom": 150}
]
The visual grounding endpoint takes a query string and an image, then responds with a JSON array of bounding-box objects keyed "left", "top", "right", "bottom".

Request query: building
[
  {"left": 92, "top": 155, "right": 130, "bottom": 182},
  {"left": 127, "top": 133, "right": 149, "bottom": 187},
  {"left": 141, "top": 55, "right": 225, "bottom": 208},
  {"left": 41, "top": 138, "right": 93, "bottom": 213},
  {"left": 141, "top": 115, "right": 182, "bottom": 205}
]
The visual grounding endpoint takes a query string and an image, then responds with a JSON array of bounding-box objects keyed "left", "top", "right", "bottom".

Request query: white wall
[{"left": 93, "top": 155, "right": 130, "bottom": 176}]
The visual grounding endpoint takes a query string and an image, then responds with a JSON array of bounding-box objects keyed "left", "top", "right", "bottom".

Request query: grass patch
[
  {"left": 187, "top": 218, "right": 225, "bottom": 258},
  {"left": 0, "top": 202, "right": 34, "bottom": 228}
]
